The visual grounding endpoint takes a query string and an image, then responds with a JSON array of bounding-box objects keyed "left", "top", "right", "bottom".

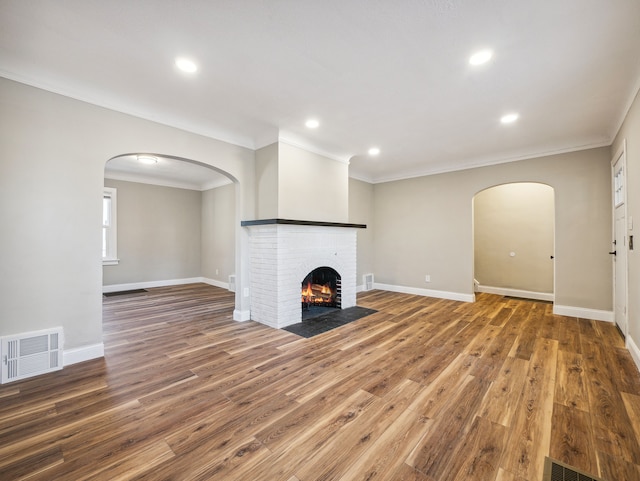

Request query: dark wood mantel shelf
[{"left": 241, "top": 218, "right": 366, "bottom": 228}]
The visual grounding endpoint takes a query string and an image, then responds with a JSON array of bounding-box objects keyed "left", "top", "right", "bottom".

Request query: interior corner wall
[
  {"left": 202, "top": 183, "right": 236, "bottom": 283},
  {"left": 103, "top": 179, "right": 202, "bottom": 286},
  {"left": 373, "top": 147, "right": 612, "bottom": 311},
  {"left": 348, "top": 178, "right": 375, "bottom": 286},
  {"left": 612, "top": 87, "right": 640, "bottom": 345},
  {"left": 474, "top": 183, "right": 555, "bottom": 294},
  {"left": 0, "top": 77, "right": 255, "bottom": 352},
  {"left": 255, "top": 142, "right": 279, "bottom": 219},
  {"left": 277, "top": 142, "right": 349, "bottom": 223}
]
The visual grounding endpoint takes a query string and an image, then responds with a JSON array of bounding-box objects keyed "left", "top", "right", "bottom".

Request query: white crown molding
[
  {"left": 348, "top": 171, "right": 375, "bottom": 184},
  {"left": 104, "top": 171, "right": 231, "bottom": 191},
  {"left": 277, "top": 136, "right": 351, "bottom": 164},
  {"left": 0, "top": 70, "right": 258, "bottom": 151},
  {"left": 611, "top": 72, "right": 640, "bottom": 142},
  {"left": 367, "top": 141, "right": 612, "bottom": 184}
]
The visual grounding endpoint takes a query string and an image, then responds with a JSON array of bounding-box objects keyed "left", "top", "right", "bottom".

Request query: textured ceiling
[{"left": 1, "top": 0, "right": 639, "bottom": 183}]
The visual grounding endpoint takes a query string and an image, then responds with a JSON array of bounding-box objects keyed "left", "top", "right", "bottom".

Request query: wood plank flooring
[{"left": 1, "top": 284, "right": 640, "bottom": 480}]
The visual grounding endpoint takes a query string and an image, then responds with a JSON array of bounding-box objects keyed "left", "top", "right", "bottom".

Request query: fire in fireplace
[{"left": 301, "top": 267, "right": 341, "bottom": 312}]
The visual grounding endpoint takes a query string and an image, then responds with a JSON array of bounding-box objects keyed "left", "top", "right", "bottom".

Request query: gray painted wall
[
  {"left": 201, "top": 183, "right": 236, "bottom": 283},
  {"left": 348, "top": 178, "right": 375, "bottom": 287},
  {"left": 373, "top": 147, "right": 612, "bottom": 311},
  {"left": 0, "top": 77, "right": 255, "bottom": 350},
  {"left": 103, "top": 179, "right": 202, "bottom": 286}
]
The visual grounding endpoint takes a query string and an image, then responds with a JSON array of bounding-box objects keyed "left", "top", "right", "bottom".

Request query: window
[
  {"left": 102, "top": 187, "right": 118, "bottom": 265},
  {"left": 614, "top": 164, "right": 625, "bottom": 207}
]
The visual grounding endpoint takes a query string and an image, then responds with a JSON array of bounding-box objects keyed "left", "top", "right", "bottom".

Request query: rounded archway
[
  {"left": 102, "top": 152, "right": 239, "bottom": 301},
  {"left": 473, "top": 182, "right": 555, "bottom": 301}
]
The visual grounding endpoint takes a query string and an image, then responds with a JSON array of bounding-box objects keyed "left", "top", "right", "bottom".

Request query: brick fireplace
[{"left": 242, "top": 219, "right": 366, "bottom": 328}]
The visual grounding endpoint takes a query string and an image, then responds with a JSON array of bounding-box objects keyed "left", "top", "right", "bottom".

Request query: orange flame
[{"left": 301, "top": 281, "right": 336, "bottom": 304}]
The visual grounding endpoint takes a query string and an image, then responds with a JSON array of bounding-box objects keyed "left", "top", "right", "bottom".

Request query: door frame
[{"left": 611, "top": 139, "right": 628, "bottom": 338}]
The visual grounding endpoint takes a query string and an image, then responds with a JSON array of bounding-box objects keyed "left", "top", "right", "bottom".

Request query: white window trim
[{"left": 102, "top": 187, "right": 119, "bottom": 266}]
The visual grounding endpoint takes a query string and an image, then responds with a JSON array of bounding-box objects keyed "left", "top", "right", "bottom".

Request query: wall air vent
[
  {"left": 364, "top": 273, "right": 374, "bottom": 291},
  {"left": 1, "top": 328, "right": 63, "bottom": 384},
  {"left": 228, "top": 275, "right": 236, "bottom": 292}
]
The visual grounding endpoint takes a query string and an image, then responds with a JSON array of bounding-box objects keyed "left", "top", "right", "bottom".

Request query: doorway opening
[
  {"left": 102, "top": 153, "right": 239, "bottom": 315},
  {"left": 612, "top": 142, "right": 628, "bottom": 337},
  {"left": 473, "top": 182, "right": 555, "bottom": 302}
]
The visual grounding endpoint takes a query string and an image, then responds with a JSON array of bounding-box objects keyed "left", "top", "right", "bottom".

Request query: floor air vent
[
  {"left": 1, "top": 328, "right": 63, "bottom": 384},
  {"left": 543, "top": 457, "right": 601, "bottom": 481}
]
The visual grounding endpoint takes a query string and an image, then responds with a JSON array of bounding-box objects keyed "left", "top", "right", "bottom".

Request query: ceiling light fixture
[
  {"left": 175, "top": 57, "right": 198, "bottom": 73},
  {"left": 137, "top": 155, "right": 158, "bottom": 165},
  {"left": 368, "top": 147, "right": 380, "bottom": 156},
  {"left": 500, "top": 113, "right": 519, "bottom": 124},
  {"left": 305, "top": 119, "right": 320, "bottom": 129},
  {"left": 469, "top": 49, "right": 493, "bottom": 66}
]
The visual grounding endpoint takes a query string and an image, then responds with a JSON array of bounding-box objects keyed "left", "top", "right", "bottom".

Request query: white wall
[
  {"left": 278, "top": 142, "right": 349, "bottom": 223},
  {"left": 255, "top": 143, "right": 279, "bottom": 219},
  {"left": 0, "top": 77, "right": 255, "bottom": 354}
]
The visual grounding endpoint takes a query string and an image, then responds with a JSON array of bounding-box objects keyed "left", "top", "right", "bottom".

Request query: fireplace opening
[{"left": 301, "top": 267, "right": 341, "bottom": 320}]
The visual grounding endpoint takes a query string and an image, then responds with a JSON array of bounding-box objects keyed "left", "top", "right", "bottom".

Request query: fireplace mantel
[{"left": 241, "top": 218, "right": 366, "bottom": 229}]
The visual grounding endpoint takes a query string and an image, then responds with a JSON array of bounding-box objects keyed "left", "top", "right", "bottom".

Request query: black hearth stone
[{"left": 283, "top": 306, "right": 378, "bottom": 338}]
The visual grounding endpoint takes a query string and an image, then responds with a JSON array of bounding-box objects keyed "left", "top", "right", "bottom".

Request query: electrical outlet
[
  {"left": 425, "top": 275, "right": 431, "bottom": 283},
  {"left": 215, "top": 269, "right": 219, "bottom": 275}
]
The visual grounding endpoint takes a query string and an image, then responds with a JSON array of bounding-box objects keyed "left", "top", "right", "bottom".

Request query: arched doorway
[
  {"left": 102, "top": 152, "right": 238, "bottom": 298},
  {"left": 473, "top": 182, "right": 555, "bottom": 301}
]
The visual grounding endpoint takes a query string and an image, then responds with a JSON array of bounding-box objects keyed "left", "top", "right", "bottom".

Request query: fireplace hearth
[{"left": 242, "top": 219, "right": 366, "bottom": 329}]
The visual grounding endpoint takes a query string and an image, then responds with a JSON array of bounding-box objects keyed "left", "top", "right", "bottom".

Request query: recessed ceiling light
[
  {"left": 500, "top": 113, "right": 519, "bottom": 124},
  {"left": 175, "top": 57, "right": 198, "bottom": 73},
  {"left": 469, "top": 49, "right": 493, "bottom": 66},
  {"left": 137, "top": 155, "right": 158, "bottom": 165},
  {"left": 305, "top": 119, "right": 320, "bottom": 129},
  {"left": 368, "top": 147, "right": 380, "bottom": 156}
]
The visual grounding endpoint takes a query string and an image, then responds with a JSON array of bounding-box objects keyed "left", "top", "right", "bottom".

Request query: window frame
[{"left": 102, "top": 187, "right": 119, "bottom": 265}]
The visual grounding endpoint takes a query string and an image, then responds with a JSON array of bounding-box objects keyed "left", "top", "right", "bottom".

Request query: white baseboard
[
  {"left": 627, "top": 336, "right": 640, "bottom": 373},
  {"left": 233, "top": 309, "right": 251, "bottom": 321},
  {"left": 356, "top": 284, "right": 366, "bottom": 293},
  {"left": 552, "top": 305, "right": 614, "bottom": 322},
  {"left": 373, "top": 282, "right": 475, "bottom": 303},
  {"left": 104, "top": 276, "right": 231, "bottom": 293},
  {"left": 201, "top": 277, "right": 230, "bottom": 290},
  {"left": 64, "top": 342, "right": 104, "bottom": 366},
  {"left": 103, "top": 277, "right": 203, "bottom": 293},
  {"left": 476, "top": 285, "right": 554, "bottom": 302}
]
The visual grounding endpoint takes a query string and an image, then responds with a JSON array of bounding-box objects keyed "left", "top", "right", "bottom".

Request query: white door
[{"left": 612, "top": 148, "right": 628, "bottom": 336}]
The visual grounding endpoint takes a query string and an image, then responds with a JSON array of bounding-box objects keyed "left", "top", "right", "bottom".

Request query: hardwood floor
[{"left": 1, "top": 284, "right": 640, "bottom": 480}]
